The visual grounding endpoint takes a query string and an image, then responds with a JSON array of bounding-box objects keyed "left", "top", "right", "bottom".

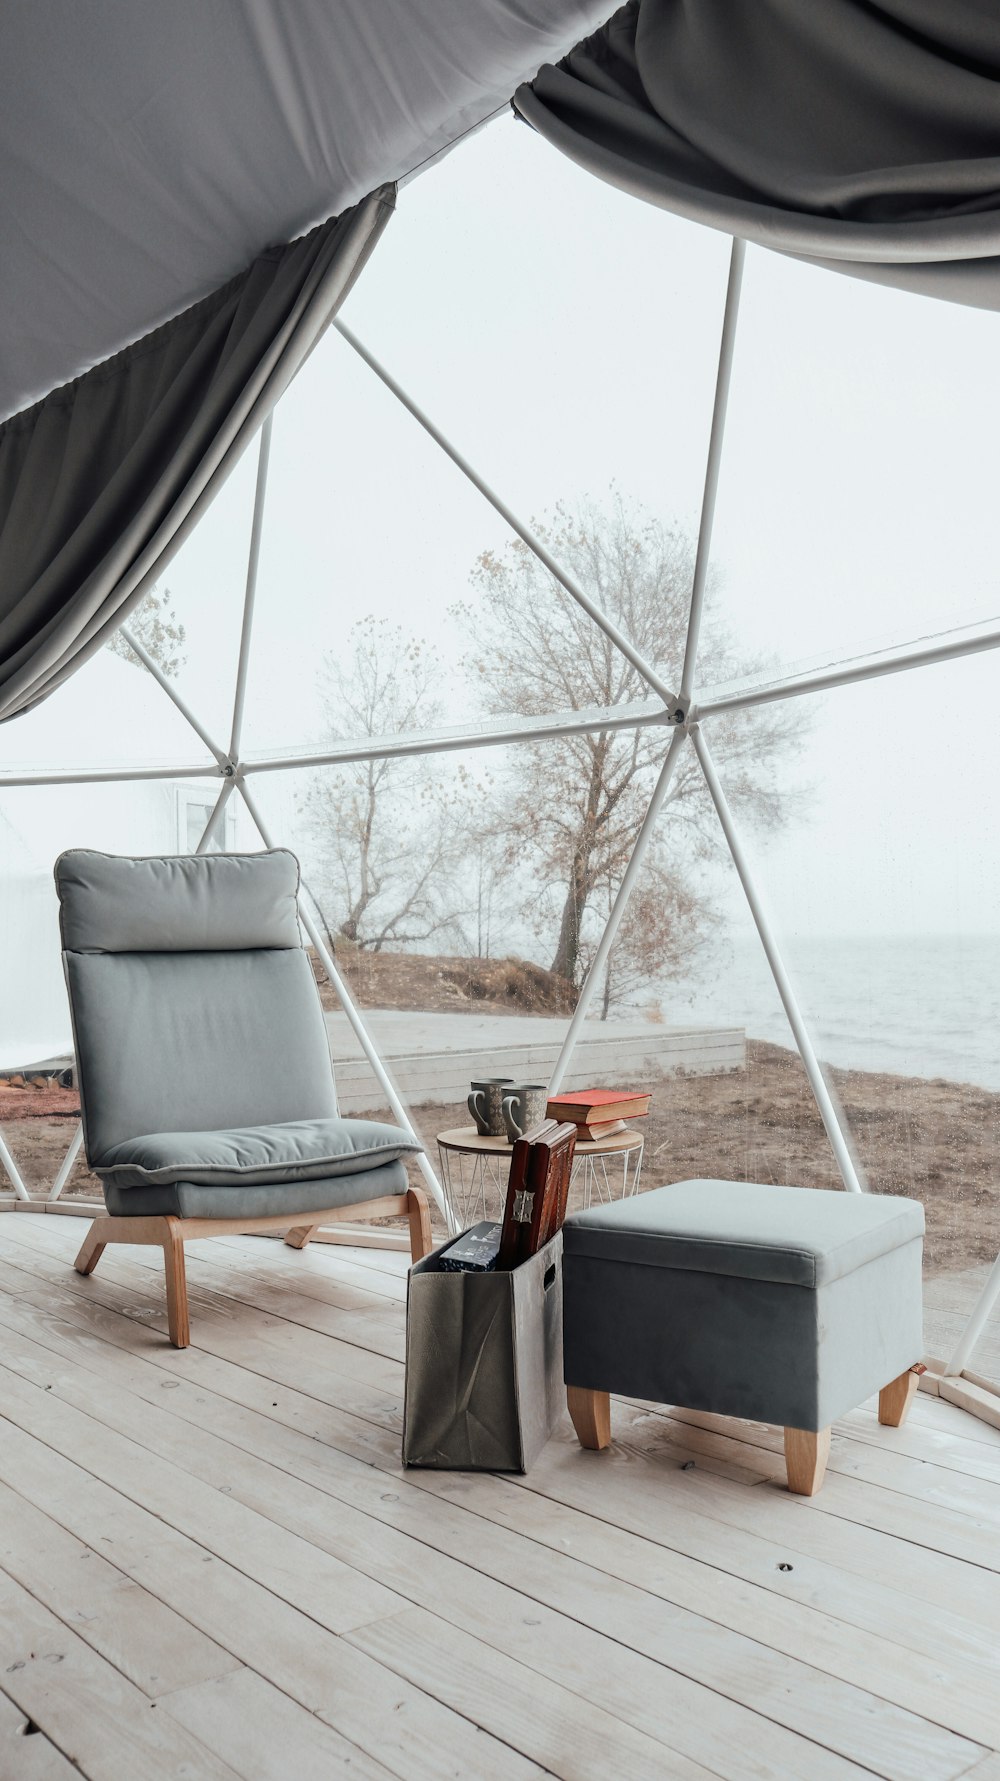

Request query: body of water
[{"left": 671, "top": 933, "right": 1000, "bottom": 1092}]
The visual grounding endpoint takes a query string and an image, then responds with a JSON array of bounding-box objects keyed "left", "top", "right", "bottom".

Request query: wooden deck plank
[
  {"left": 8, "top": 1266, "right": 997, "bottom": 1687},
  {"left": 5, "top": 1237, "right": 1000, "bottom": 1677},
  {"left": 9, "top": 1218, "right": 998, "bottom": 1581},
  {"left": 7, "top": 1231, "right": 401, "bottom": 1416},
  {"left": 0, "top": 1420, "right": 540, "bottom": 1781},
  {"left": 346, "top": 1606, "right": 717, "bottom": 1781},
  {"left": 0, "top": 1476, "right": 242, "bottom": 1699},
  {"left": 0, "top": 1685, "right": 83, "bottom": 1779},
  {"left": 124, "top": 1246, "right": 407, "bottom": 1362},
  {"left": 646, "top": 1401, "right": 1000, "bottom": 1512},
  {"left": 0, "top": 1255, "right": 51, "bottom": 1297},
  {"left": 2, "top": 1212, "right": 1000, "bottom": 1781},
  {"left": 0, "top": 1567, "right": 241, "bottom": 1780},
  {"left": 661, "top": 1398, "right": 1000, "bottom": 1484},
  {"left": 182, "top": 1233, "right": 410, "bottom": 1308},
  {"left": 69, "top": 1234, "right": 1000, "bottom": 1575},
  {"left": 0, "top": 1237, "right": 407, "bottom": 1430},
  {"left": 0, "top": 1286, "right": 986, "bottom": 1779},
  {"left": 380, "top": 1458, "right": 1000, "bottom": 1743},
  {"left": 48, "top": 1217, "right": 403, "bottom": 1319},
  {"left": 0, "top": 1345, "right": 886, "bottom": 1781},
  {"left": 960, "top": 1755, "right": 1000, "bottom": 1781},
  {"left": 518, "top": 1415, "right": 1000, "bottom": 1632},
  {"left": 0, "top": 1217, "right": 405, "bottom": 1395},
  {"left": 0, "top": 1355, "right": 405, "bottom": 1638},
  {"left": 831, "top": 1403, "right": 1000, "bottom": 1477},
  {"left": 156, "top": 1668, "right": 400, "bottom": 1781},
  {"left": 596, "top": 1395, "right": 1000, "bottom": 1572},
  {"left": 3, "top": 1260, "right": 991, "bottom": 1702}
]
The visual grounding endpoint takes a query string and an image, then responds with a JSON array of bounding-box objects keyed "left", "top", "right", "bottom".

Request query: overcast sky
[{"left": 6, "top": 108, "right": 1000, "bottom": 944}]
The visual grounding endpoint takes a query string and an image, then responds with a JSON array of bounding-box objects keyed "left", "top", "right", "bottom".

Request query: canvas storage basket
[{"left": 402, "top": 1230, "right": 563, "bottom": 1472}]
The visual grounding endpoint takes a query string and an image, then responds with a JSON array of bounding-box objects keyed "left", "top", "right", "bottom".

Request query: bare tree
[
  {"left": 305, "top": 617, "right": 471, "bottom": 951},
  {"left": 463, "top": 495, "right": 803, "bottom": 1007},
  {"left": 586, "top": 859, "right": 717, "bottom": 1020},
  {"left": 107, "top": 584, "right": 186, "bottom": 677}
]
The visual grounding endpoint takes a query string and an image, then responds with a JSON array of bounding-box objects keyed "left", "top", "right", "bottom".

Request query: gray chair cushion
[
  {"left": 65, "top": 948, "right": 338, "bottom": 1159},
  {"left": 564, "top": 1180, "right": 924, "bottom": 1287},
  {"left": 97, "top": 1115, "right": 423, "bottom": 1188},
  {"left": 103, "top": 1156, "right": 410, "bottom": 1220},
  {"left": 56, "top": 848, "right": 303, "bottom": 952}
]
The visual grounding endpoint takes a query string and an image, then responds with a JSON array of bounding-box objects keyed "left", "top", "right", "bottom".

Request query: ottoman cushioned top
[{"left": 563, "top": 1180, "right": 924, "bottom": 1287}]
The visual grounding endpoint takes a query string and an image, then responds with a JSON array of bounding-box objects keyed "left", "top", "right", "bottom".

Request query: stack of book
[{"left": 545, "top": 1087, "right": 651, "bottom": 1142}]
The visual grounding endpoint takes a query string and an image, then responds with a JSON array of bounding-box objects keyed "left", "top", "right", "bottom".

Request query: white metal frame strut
[{"left": 2, "top": 242, "right": 998, "bottom": 1383}]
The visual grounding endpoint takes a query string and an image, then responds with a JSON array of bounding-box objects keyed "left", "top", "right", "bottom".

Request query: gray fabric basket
[{"left": 402, "top": 1231, "right": 563, "bottom": 1472}]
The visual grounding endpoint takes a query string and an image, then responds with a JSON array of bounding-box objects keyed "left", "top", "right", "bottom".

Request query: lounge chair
[{"left": 54, "top": 847, "right": 432, "bottom": 1347}]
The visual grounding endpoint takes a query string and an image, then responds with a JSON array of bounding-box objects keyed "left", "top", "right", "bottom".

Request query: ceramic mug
[
  {"left": 468, "top": 1077, "right": 514, "bottom": 1137},
  {"left": 502, "top": 1083, "right": 549, "bottom": 1142}
]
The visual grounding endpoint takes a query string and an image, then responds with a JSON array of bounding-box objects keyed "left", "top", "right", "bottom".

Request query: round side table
[{"left": 436, "top": 1125, "right": 644, "bottom": 1231}]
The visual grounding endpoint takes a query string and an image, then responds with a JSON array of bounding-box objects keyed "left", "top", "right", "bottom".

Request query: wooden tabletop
[{"left": 436, "top": 1124, "right": 644, "bottom": 1157}]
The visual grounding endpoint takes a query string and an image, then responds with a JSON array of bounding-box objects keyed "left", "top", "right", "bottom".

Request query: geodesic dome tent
[{"left": 2, "top": 1, "right": 1000, "bottom": 1391}]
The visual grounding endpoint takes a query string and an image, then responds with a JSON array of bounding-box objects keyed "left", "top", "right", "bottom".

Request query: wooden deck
[{"left": 1, "top": 1211, "right": 999, "bottom": 1781}]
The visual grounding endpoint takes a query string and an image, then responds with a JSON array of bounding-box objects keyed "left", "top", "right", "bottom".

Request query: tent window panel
[
  {"left": 704, "top": 245, "right": 1000, "bottom": 693},
  {"left": 685, "top": 669, "right": 1000, "bottom": 1386}
]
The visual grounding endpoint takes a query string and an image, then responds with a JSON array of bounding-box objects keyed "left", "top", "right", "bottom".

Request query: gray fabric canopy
[
  {"left": 514, "top": 0, "right": 1000, "bottom": 310},
  {"left": 1, "top": 0, "right": 609, "bottom": 424},
  {"left": 0, "top": 1, "right": 608, "bottom": 723},
  {"left": 0, "top": 191, "right": 391, "bottom": 722}
]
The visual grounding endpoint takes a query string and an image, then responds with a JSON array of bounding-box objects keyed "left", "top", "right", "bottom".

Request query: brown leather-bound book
[{"left": 497, "top": 1120, "right": 577, "bottom": 1270}]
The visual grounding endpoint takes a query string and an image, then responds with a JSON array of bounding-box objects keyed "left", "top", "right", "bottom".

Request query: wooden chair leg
[
  {"left": 283, "top": 1225, "right": 316, "bottom": 1250},
  {"left": 878, "top": 1365, "right": 924, "bottom": 1427},
  {"left": 784, "top": 1425, "right": 830, "bottom": 1496},
  {"left": 161, "top": 1221, "right": 190, "bottom": 1349},
  {"left": 406, "top": 1187, "right": 433, "bottom": 1262},
  {"left": 74, "top": 1215, "right": 111, "bottom": 1276},
  {"left": 567, "top": 1385, "right": 611, "bottom": 1451}
]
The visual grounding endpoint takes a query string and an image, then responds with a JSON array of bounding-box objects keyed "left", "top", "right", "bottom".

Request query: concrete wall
[{"left": 327, "top": 1010, "right": 745, "bottom": 1114}]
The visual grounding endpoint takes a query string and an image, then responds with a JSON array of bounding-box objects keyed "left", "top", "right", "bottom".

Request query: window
[{"left": 176, "top": 787, "right": 234, "bottom": 854}]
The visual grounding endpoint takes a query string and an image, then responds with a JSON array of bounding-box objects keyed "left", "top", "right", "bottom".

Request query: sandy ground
[{"left": 3, "top": 1040, "right": 997, "bottom": 1274}]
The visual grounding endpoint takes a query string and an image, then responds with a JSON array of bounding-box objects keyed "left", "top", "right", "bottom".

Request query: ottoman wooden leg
[
  {"left": 784, "top": 1425, "right": 830, "bottom": 1496},
  {"left": 567, "top": 1386, "right": 611, "bottom": 1450},
  {"left": 878, "top": 1365, "right": 924, "bottom": 1427}
]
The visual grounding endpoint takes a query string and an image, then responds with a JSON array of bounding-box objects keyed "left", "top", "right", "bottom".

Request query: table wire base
[{"left": 437, "top": 1139, "right": 643, "bottom": 1232}]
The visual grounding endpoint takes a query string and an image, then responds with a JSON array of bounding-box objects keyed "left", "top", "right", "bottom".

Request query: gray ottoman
[{"left": 562, "top": 1180, "right": 924, "bottom": 1494}]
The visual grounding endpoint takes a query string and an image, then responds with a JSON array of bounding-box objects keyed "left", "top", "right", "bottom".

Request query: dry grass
[
  {"left": 4, "top": 1042, "right": 996, "bottom": 1278},
  {"left": 390, "top": 1040, "right": 1000, "bottom": 1273},
  {"left": 312, "top": 944, "right": 577, "bottom": 1016}
]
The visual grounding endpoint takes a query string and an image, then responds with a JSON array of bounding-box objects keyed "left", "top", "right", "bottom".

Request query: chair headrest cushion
[{"left": 55, "top": 849, "right": 303, "bottom": 953}]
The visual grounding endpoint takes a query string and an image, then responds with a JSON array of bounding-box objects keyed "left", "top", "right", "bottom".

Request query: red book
[{"left": 546, "top": 1089, "right": 651, "bottom": 1125}]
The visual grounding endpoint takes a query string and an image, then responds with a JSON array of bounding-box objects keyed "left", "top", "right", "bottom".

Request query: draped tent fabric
[
  {"left": 513, "top": 0, "right": 1000, "bottom": 310},
  {"left": 0, "top": 187, "right": 393, "bottom": 723},
  {"left": 0, "top": 1, "right": 611, "bottom": 422}
]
